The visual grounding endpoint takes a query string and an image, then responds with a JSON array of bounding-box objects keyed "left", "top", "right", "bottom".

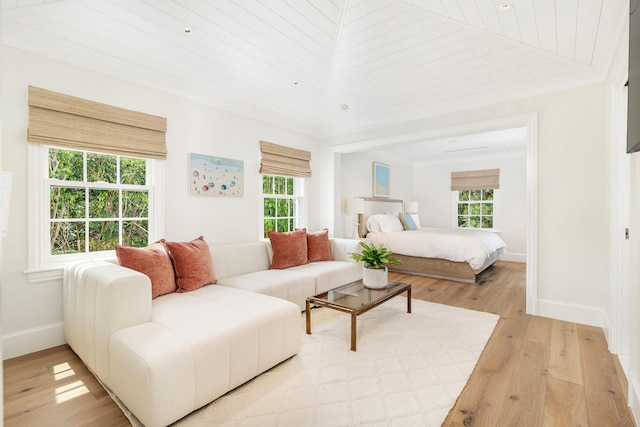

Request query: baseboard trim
[
  {"left": 2, "top": 322, "right": 65, "bottom": 360},
  {"left": 499, "top": 252, "right": 526, "bottom": 263},
  {"left": 537, "top": 298, "right": 607, "bottom": 328}
]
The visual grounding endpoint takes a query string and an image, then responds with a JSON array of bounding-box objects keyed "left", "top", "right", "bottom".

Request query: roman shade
[
  {"left": 27, "top": 86, "right": 168, "bottom": 159},
  {"left": 259, "top": 140, "right": 311, "bottom": 178},
  {"left": 450, "top": 168, "right": 500, "bottom": 190}
]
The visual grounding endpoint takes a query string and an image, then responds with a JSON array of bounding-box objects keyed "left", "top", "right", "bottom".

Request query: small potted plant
[{"left": 350, "top": 241, "right": 401, "bottom": 289}]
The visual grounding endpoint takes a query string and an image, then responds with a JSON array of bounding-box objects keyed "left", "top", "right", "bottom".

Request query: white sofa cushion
[
  {"left": 209, "top": 241, "right": 271, "bottom": 280},
  {"left": 287, "top": 261, "right": 361, "bottom": 294},
  {"left": 108, "top": 285, "right": 300, "bottom": 427},
  {"left": 216, "top": 269, "right": 315, "bottom": 310}
]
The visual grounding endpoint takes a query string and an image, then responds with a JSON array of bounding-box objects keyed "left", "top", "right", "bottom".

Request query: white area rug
[{"left": 166, "top": 297, "right": 499, "bottom": 426}]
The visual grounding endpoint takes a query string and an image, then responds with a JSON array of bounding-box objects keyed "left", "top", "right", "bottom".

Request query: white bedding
[{"left": 366, "top": 227, "right": 507, "bottom": 271}]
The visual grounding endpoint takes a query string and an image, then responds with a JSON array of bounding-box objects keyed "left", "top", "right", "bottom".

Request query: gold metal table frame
[{"left": 305, "top": 280, "right": 411, "bottom": 351}]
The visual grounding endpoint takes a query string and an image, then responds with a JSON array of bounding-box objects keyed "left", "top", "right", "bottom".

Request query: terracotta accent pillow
[
  {"left": 115, "top": 240, "right": 177, "bottom": 298},
  {"left": 268, "top": 228, "right": 308, "bottom": 269},
  {"left": 307, "top": 228, "right": 331, "bottom": 262},
  {"left": 164, "top": 236, "right": 217, "bottom": 293}
]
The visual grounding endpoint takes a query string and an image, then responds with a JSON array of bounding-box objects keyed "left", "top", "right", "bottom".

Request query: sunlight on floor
[
  {"left": 53, "top": 362, "right": 75, "bottom": 381},
  {"left": 55, "top": 380, "right": 89, "bottom": 404},
  {"left": 53, "top": 362, "right": 88, "bottom": 403}
]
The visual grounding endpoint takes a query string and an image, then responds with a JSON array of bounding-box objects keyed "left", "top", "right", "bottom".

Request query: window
[
  {"left": 27, "top": 144, "right": 163, "bottom": 279},
  {"left": 261, "top": 175, "right": 303, "bottom": 237},
  {"left": 48, "top": 147, "right": 151, "bottom": 255},
  {"left": 456, "top": 189, "right": 495, "bottom": 229}
]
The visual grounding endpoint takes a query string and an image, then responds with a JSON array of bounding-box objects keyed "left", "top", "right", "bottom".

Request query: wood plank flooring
[{"left": 3, "top": 261, "right": 635, "bottom": 426}]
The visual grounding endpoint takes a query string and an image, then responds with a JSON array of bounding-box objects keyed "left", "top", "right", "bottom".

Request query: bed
[{"left": 358, "top": 198, "right": 507, "bottom": 283}]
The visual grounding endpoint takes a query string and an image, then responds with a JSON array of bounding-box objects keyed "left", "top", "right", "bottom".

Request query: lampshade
[
  {"left": 346, "top": 197, "right": 365, "bottom": 214},
  {"left": 404, "top": 201, "right": 419, "bottom": 213}
]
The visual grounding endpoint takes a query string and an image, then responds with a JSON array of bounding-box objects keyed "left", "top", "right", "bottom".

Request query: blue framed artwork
[
  {"left": 372, "top": 161, "right": 390, "bottom": 197},
  {"left": 189, "top": 153, "right": 244, "bottom": 197}
]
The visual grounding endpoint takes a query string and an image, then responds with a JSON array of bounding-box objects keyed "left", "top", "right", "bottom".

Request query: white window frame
[
  {"left": 260, "top": 174, "right": 305, "bottom": 238},
  {"left": 452, "top": 189, "right": 500, "bottom": 231},
  {"left": 26, "top": 144, "right": 164, "bottom": 282}
]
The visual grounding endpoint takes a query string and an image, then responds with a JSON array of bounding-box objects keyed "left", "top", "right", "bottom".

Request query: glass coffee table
[{"left": 305, "top": 280, "right": 411, "bottom": 351}]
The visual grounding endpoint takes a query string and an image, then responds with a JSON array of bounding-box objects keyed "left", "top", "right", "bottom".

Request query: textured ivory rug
[
  {"left": 119, "top": 297, "right": 499, "bottom": 426},
  {"left": 173, "top": 297, "right": 498, "bottom": 426}
]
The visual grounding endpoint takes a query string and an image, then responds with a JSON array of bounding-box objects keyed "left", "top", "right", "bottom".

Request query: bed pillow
[
  {"left": 307, "top": 228, "right": 332, "bottom": 262},
  {"left": 398, "top": 212, "right": 418, "bottom": 230},
  {"left": 115, "top": 240, "right": 177, "bottom": 298},
  {"left": 365, "top": 215, "right": 382, "bottom": 233},
  {"left": 268, "top": 228, "right": 309, "bottom": 269},
  {"left": 377, "top": 213, "right": 405, "bottom": 233},
  {"left": 410, "top": 213, "right": 421, "bottom": 228},
  {"left": 165, "top": 236, "right": 217, "bottom": 293}
]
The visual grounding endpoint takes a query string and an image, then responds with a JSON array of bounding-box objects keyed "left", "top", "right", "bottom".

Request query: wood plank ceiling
[{"left": 0, "top": 0, "right": 628, "bottom": 138}]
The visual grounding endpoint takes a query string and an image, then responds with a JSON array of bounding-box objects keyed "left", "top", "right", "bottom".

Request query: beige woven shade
[
  {"left": 259, "top": 140, "right": 311, "bottom": 178},
  {"left": 28, "top": 86, "right": 168, "bottom": 159},
  {"left": 451, "top": 168, "right": 500, "bottom": 191}
]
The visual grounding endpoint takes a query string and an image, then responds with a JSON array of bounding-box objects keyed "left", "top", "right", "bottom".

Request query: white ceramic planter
[{"left": 362, "top": 266, "right": 388, "bottom": 289}]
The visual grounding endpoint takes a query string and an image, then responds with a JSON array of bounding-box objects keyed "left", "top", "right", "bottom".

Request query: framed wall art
[
  {"left": 189, "top": 153, "right": 244, "bottom": 197},
  {"left": 372, "top": 161, "right": 390, "bottom": 197}
]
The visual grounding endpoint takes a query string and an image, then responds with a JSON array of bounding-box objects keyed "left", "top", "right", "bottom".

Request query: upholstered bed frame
[{"left": 358, "top": 198, "right": 497, "bottom": 283}]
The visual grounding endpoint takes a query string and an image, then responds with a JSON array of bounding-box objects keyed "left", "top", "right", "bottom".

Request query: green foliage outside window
[
  {"left": 457, "top": 189, "right": 494, "bottom": 229},
  {"left": 49, "top": 148, "right": 149, "bottom": 255},
  {"left": 262, "top": 175, "right": 299, "bottom": 237}
]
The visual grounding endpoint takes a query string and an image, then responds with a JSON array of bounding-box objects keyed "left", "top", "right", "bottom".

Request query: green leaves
[
  {"left": 48, "top": 148, "right": 150, "bottom": 254},
  {"left": 350, "top": 241, "right": 402, "bottom": 269}
]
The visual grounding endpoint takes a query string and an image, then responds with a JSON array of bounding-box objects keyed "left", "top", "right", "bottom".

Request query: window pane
[
  {"left": 458, "top": 216, "right": 468, "bottom": 227},
  {"left": 49, "top": 149, "right": 83, "bottom": 181},
  {"left": 470, "top": 204, "right": 481, "bottom": 214},
  {"left": 286, "top": 177, "right": 294, "bottom": 195},
  {"left": 87, "top": 153, "right": 117, "bottom": 183},
  {"left": 50, "top": 221, "right": 85, "bottom": 255},
  {"left": 457, "top": 203, "right": 468, "bottom": 215},
  {"left": 264, "top": 219, "right": 275, "bottom": 237},
  {"left": 262, "top": 175, "right": 273, "bottom": 194},
  {"left": 482, "top": 189, "right": 494, "bottom": 201},
  {"left": 89, "top": 189, "right": 119, "bottom": 218},
  {"left": 470, "top": 190, "right": 482, "bottom": 201},
  {"left": 122, "top": 220, "right": 148, "bottom": 247},
  {"left": 121, "top": 157, "right": 146, "bottom": 185},
  {"left": 469, "top": 216, "right": 481, "bottom": 227},
  {"left": 50, "top": 187, "right": 85, "bottom": 219},
  {"left": 481, "top": 203, "right": 493, "bottom": 215},
  {"left": 482, "top": 216, "right": 493, "bottom": 228},
  {"left": 123, "top": 190, "right": 148, "bottom": 217},
  {"left": 264, "top": 198, "right": 276, "bottom": 217},
  {"left": 274, "top": 176, "right": 286, "bottom": 195},
  {"left": 458, "top": 190, "right": 470, "bottom": 201},
  {"left": 276, "top": 198, "right": 289, "bottom": 216},
  {"left": 89, "top": 221, "right": 119, "bottom": 251},
  {"left": 277, "top": 218, "right": 289, "bottom": 232}
]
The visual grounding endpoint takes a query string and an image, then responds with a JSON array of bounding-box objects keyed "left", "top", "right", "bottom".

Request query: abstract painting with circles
[{"left": 189, "top": 153, "right": 244, "bottom": 197}]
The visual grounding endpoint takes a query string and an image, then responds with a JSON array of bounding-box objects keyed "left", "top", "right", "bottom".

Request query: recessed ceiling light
[
  {"left": 340, "top": 104, "right": 349, "bottom": 111},
  {"left": 184, "top": 26, "right": 192, "bottom": 33},
  {"left": 498, "top": 3, "right": 512, "bottom": 10},
  {"left": 293, "top": 81, "right": 299, "bottom": 86}
]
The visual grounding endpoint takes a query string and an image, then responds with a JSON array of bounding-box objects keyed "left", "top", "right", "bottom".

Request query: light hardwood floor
[{"left": 3, "top": 261, "right": 636, "bottom": 426}]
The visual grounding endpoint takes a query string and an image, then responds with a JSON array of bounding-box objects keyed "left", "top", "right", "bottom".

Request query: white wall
[
  {"left": 412, "top": 153, "right": 527, "bottom": 260},
  {"left": 0, "top": 46, "right": 324, "bottom": 358},
  {"left": 629, "top": 152, "right": 640, "bottom": 424},
  {"left": 338, "top": 152, "right": 413, "bottom": 236},
  {"left": 330, "top": 83, "right": 610, "bottom": 328}
]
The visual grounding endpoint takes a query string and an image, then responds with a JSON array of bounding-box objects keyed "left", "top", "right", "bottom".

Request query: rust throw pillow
[
  {"left": 115, "top": 240, "right": 177, "bottom": 298},
  {"left": 307, "top": 228, "right": 331, "bottom": 262},
  {"left": 165, "top": 236, "right": 217, "bottom": 293},
  {"left": 268, "top": 228, "right": 308, "bottom": 269}
]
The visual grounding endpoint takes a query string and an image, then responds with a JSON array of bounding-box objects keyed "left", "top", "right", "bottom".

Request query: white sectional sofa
[{"left": 63, "top": 237, "right": 361, "bottom": 427}]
